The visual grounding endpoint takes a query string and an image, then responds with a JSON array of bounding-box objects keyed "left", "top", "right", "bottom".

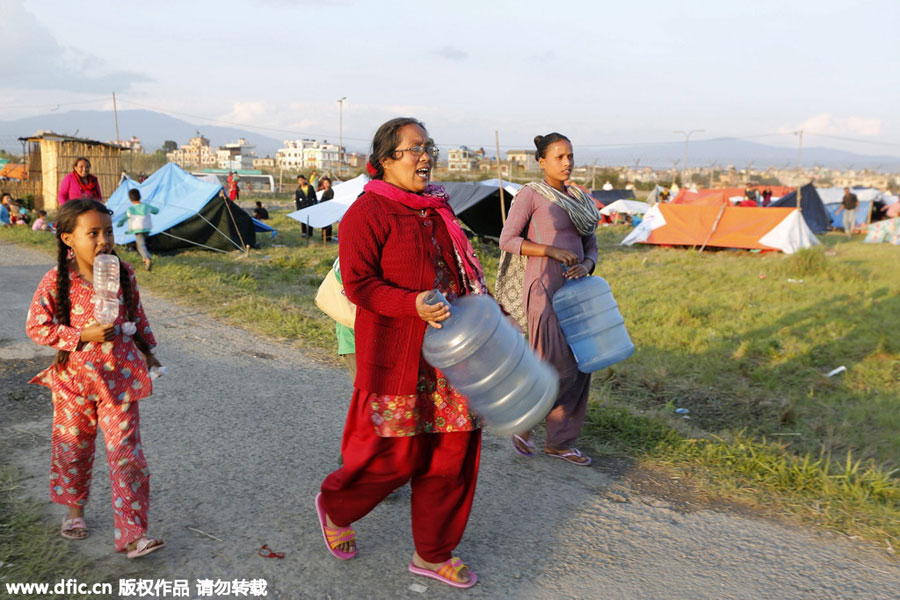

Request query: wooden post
[
  {"left": 865, "top": 195, "right": 875, "bottom": 226},
  {"left": 495, "top": 130, "right": 506, "bottom": 224},
  {"left": 796, "top": 129, "right": 803, "bottom": 210}
]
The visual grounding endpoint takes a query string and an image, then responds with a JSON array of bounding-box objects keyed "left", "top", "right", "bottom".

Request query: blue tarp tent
[
  {"left": 108, "top": 163, "right": 256, "bottom": 252},
  {"left": 767, "top": 183, "right": 830, "bottom": 234}
]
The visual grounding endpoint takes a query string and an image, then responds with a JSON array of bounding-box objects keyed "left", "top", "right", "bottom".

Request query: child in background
[
  {"left": 116, "top": 189, "right": 159, "bottom": 272},
  {"left": 32, "top": 209, "right": 50, "bottom": 231},
  {"left": 26, "top": 198, "right": 165, "bottom": 559}
]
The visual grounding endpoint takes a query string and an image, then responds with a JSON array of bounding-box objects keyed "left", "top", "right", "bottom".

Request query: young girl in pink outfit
[{"left": 26, "top": 198, "right": 165, "bottom": 559}]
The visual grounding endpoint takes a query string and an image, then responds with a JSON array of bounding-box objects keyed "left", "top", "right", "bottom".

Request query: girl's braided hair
[{"left": 54, "top": 198, "right": 152, "bottom": 366}]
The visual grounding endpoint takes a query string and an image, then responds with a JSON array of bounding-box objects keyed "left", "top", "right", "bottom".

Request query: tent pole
[
  {"left": 865, "top": 196, "right": 875, "bottom": 228},
  {"left": 699, "top": 201, "right": 727, "bottom": 253},
  {"left": 495, "top": 130, "right": 506, "bottom": 225}
]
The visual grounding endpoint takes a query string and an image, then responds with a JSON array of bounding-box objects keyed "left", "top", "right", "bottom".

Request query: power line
[
  {"left": 803, "top": 133, "right": 900, "bottom": 148},
  {"left": 0, "top": 97, "right": 109, "bottom": 111}
]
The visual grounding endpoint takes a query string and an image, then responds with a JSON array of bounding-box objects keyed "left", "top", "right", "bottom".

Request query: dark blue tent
[
  {"left": 768, "top": 183, "right": 830, "bottom": 234},
  {"left": 591, "top": 189, "right": 636, "bottom": 206}
]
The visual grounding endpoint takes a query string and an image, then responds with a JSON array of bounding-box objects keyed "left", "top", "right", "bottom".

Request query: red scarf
[
  {"left": 364, "top": 179, "right": 488, "bottom": 295},
  {"left": 73, "top": 171, "right": 99, "bottom": 198}
]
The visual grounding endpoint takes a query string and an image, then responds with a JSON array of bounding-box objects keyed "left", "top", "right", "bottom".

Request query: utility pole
[
  {"left": 337, "top": 97, "right": 346, "bottom": 177},
  {"left": 673, "top": 129, "right": 704, "bottom": 185},
  {"left": 795, "top": 129, "right": 804, "bottom": 209},
  {"left": 112, "top": 92, "right": 120, "bottom": 144}
]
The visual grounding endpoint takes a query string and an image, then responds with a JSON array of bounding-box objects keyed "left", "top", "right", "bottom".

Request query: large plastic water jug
[
  {"left": 552, "top": 276, "right": 634, "bottom": 373},
  {"left": 92, "top": 254, "right": 120, "bottom": 324},
  {"left": 422, "top": 291, "right": 558, "bottom": 435}
]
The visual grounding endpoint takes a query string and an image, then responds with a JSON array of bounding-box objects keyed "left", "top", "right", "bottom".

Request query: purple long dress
[{"left": 499, "top": 185, "right": 599, "bottom": 449}]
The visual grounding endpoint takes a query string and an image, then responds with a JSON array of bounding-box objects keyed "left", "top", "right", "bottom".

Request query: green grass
[
  {"left": 0, "top": 466, "right": 115, "bottom": 600},
  {"left": 4, "top": 210, "right": 899, "bottom": 551}
]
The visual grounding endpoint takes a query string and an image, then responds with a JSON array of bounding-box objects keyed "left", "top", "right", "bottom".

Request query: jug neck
[{"left": 423, "top": 289, "right": 454, "bottom": 326}]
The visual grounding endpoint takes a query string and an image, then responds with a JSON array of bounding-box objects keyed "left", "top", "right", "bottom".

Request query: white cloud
[
  {"left": 781, "top": 113, "right": 882, "bottom": 137},
  {"left": 0, "top": 0, "right": 149, "bottom": 93}
]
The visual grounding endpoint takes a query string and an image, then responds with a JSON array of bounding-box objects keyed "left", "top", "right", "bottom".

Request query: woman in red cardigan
[
  {"left": 317, "top": 118, "right": 488, "bottom": 589},
  {"left": 58, "top": 157, "right": 102, "bottom": 206}
]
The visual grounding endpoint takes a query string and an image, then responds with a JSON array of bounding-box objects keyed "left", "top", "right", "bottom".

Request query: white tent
[
  {"left": 287, "top": 174, "right": 368, "bottom": 229},
  {"left": 599, "top": 199, "right": 651, "bottom": 216}
]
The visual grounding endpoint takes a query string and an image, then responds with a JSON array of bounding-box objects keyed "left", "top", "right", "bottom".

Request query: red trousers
[
  {"left": 50, "top": 394, "right": 150, "bottom": 551},
  {"left": 321, "top": 389, "right": 481, "bottom": 563}
]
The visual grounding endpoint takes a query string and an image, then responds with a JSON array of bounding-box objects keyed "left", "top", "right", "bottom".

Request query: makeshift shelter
[
  {"left": 817, "top": 187, "right": 895, "bottom": 229},
  {"left": 440, "top": 181, "right": 515, "bottom": 238},
  {"left": 288, "top": 176, "right": 518, "bottom": 239},
  {"left": 766, "top": 183, "right": 830, "bottom": 234},
  {"left": 590, "top": 189, "right": 635, "bottom": 210},
  {"left": 622, "top": 204, "right": 820, "bottom": 254},
  {"left": 599, "top": 199, "right": 650, "bottom": 216},
  {"left": 287, "top": 174, "right": 368, "bottom": 229},
  {"left": 864, "top": 218, "right": 900, "bottom": 245},
  {"left": 108, "top": 163, "right": 255, "bottom": 253},
  {"left": 0, "top": 162, "right": 27, "bottom": 180},
  {"left": 14, "top": 133, "right": 122, "bottom": 210}
]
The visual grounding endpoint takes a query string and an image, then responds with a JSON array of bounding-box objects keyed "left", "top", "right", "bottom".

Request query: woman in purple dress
[{"left": 498, "top": 133, "right": 600, "bottom": 466}]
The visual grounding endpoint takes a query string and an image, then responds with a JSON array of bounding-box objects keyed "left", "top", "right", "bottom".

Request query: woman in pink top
[{"left": 58, "top": 157, "right": 102, "bottom": 206}]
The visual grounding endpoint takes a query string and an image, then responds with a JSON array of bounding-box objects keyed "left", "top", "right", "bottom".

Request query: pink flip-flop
[
  {"left": 126, "top": 537, "right": 165, "bottom": 559},
  {"left": 315, "top": 492, "right": 357, "bottom": 560},
  {"left": 409, "top": 557, "right": 478, "bottom": 589},
  {"left": 60, "top": 516, "right": 89, "bottom": 540}
]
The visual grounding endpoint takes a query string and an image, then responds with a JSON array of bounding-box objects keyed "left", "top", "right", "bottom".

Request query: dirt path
[{"left": 1, "top": 240, "right": 898, "bottom": 599}]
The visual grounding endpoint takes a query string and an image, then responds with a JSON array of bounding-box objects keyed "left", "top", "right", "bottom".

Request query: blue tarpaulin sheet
[{"left": 108, "top": 163, "right": 221, "bottom": 245}]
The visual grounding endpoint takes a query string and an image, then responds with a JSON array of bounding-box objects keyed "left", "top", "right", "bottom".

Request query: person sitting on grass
[
  {"left": 253, "top": 201, "right": 269, "bottom": 220},
  {"left": 116, "top": 189, "right": 159, "bottom": 272},
  {"left": 32, "top": 209, "right": 51, "bottom": 231}
]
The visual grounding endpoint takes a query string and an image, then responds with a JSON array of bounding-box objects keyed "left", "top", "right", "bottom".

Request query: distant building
[
  {"left": 252, "top": 156, "right": 276, "bottom": 169},
  {"left": 217, "top": 138, "right": 256, "bottom": 170},
  {"left": 276, "top": 139, "right": 343, "bottom": 171},
  {"left": 113, "top": 136, "right": 144, "bottom": 153},
  {"left": 507, "top": 150, "right": 536, "bottom": 167},
  {"left": 478, "top": 159, "right": 510, "bottom": 177},
  {"left": 166, "top": 134, "right": 217, "bottom": 168},
  {"left": 448, "top": 146, "right": 478, "bottom": 171}
]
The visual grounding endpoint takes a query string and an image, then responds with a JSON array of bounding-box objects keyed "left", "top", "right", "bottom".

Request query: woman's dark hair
[
  {"left": 533, "top": 132, "right": 571, "bottom": 159},
  {"left": 72, "top": 156, "right": 91, "bottom": 169},
  {"left": 54, "top": 198, "right": 152, "bottom": 367},
  {"left": 367, "top": 117, "right": 427, "bottom": 180}
]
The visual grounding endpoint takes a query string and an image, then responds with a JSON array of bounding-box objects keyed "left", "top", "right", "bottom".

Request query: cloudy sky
[{"left": 1, "top": 0, "right": 898, "bottom": 156}]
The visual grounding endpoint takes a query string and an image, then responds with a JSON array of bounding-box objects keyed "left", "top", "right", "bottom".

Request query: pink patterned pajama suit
[{"left": 26, "top": 263, "right": 156, "bottom": 551}]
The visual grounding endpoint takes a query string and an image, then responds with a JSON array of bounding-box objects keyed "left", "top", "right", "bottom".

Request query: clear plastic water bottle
[
  {"left": 552, "top": 276, "right": 635, "bottom": 372},
  {"left": 92, "top": 254, "right": 120, "bottom": 324},
  {"left": 421, "top": 290, "right": 559, "bottom": 435}
]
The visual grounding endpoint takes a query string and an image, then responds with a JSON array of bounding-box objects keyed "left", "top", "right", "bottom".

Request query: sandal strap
[
  {"left": 135, "top": 537, "right": 160, "bottom": 552},
  {"left": 324, "top": 525, "right": 356, "bottom": 549},
  {"left": 62, "top": 517, "right": 87, "bottom": 531},
  {"left": 437, "top": 557, "right": 468, "bottom": 582}
]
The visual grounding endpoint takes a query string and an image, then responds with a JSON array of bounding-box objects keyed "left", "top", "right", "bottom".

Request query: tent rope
[
  {"left": 158, "top": 231, "right": 232, "bottom": 254},
  {"left": 221, "top": 196, "right": 248, "bottom": 251},
  {"left": 193, "top": 210, "right": 245, "bottom": 252}
]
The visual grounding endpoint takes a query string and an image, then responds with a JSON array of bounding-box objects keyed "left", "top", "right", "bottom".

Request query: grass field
[{"left": 2, "top": 204, "right": 898, "bottom": 551}]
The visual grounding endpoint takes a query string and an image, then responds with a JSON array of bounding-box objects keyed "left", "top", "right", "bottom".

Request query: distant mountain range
[{"left": 1, "top": 109, "right": 898, "bottom": 171}]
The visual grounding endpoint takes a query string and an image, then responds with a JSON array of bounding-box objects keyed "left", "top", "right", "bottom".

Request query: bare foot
[{"left": 412, "top": 552, "right": 471, "bottom": 584}]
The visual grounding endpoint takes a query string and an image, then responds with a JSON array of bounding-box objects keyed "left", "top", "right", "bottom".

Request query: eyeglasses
[{"left": 394, "top": 145, "right": 439, "bottom": 159}]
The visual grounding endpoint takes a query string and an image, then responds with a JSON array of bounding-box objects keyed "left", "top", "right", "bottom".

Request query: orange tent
[
  {"left": 672, "top": 186, "right": 796, "bottom": 206},
  {"left": 0, "top": 163, "right": 27, "bottom": 180},
  {"left": 634, "top": 205, "right": 802, "bottom": 250}
]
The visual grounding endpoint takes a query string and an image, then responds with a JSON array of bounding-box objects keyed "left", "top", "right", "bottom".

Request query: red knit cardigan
[{"left": 339, "top": 190, "right": 463, "bottom": 395}]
